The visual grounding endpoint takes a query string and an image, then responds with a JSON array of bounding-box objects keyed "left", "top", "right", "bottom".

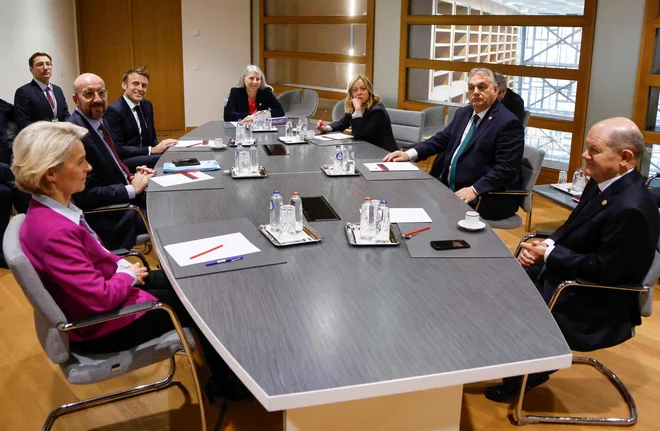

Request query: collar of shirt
[
  {"left": 34, "top": 80, "right": 52, "bottom": 92},
  {"left": 33, "top": 194, "right": 83, "bottom": 225},
  {"left": 76, "top": 108, "right": 103, "bottom": 133},
  {"left": 123, "top": 94, "right": 139, "bottom": 111},
  {"left": 597, "top": 167, "right": 635, "bottom": 192},
  {"left": 471, "top": 108, "right": 489, "bottom": 124}
]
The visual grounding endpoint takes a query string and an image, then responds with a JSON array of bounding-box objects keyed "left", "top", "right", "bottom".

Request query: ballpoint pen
[
  {"left": 402, "top": 226, "right": 431, "bottom": 239},
  {"left": 205, "top": 256, "right": 244, "bottom": 266}
]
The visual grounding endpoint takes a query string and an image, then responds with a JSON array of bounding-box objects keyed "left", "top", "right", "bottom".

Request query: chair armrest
[
  {"left": 114, "top": 250, "right": 151, "bottom": 272},
  {"left": 85, "top": 203, "right": 137, "bottom": 213},
  {"left": 113, "top": 248, "right": 130, "bottom": 256},
  {"left": 548, "top": 280, "right": 649, "bottom": 311},
  {"left": 58, "top": 300, "right": 156, "bottom": 331},
  {"left": 514, "top": 231, "right": 555, "bottom": 257},
  {"left": 487, "top": 190, "right": 530, "bottom": 196}
]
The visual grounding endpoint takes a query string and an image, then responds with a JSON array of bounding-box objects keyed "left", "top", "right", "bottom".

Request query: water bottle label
[
  {"left": 235, "top": 149, "right": 239, "bottom": 157},
  {"left": 335, "top": 152, "right": 343, "bottom": 161},
  {"left": 270, "top": 201, "right": 274, "bottom": 211}
]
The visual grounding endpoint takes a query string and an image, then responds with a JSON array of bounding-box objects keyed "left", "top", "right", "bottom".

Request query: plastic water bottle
[
  {"left": 298, "top": 118, "right": 308, "bottom": 140},
  {"left": 289, "top": 192, "right": 303, "bottom": 232},
  {"left": 345, "top": 145, "right": 355, "bottom": 174},
  {"left": 333, "top": 145, "right": 343, "bottom": 174},
  {"left": 360, "top": 197, "right": 375, "bottom": 240},
  {"left": 265, "top": 109, "right": 272, "bottom": 129},
  {"left": 270, "top": 190, "right": 283, "bottom": 231},
  {"left": 234, "top": 144, "right": 241, "bottom": 171},
  {"left": 375, "top": 200, "right": 390, "bottom": 242},
  {"left": 285, "top": 119, "right": 294, "bottom": 138},
  {"left": 236, "top": 121, "right": 246, "bottom": 144},
  {"left": 249, "top": 143, "right": 258, "bottom": 173}
]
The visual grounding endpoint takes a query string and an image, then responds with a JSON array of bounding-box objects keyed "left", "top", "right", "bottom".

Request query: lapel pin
[
  {"left": 601, "top": 199, "right": 607, "bottom": 206},
  {"left": 488, "top": 116, "right": 493, "bottom": 120}
]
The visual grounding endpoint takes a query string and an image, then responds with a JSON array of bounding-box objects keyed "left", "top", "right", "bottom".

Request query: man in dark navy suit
[
  {"left": 14, "top": 52, "right": 70, "bottom": 130},
  {"left": 494, "top": 72, "right": 526, "bottom": 124},
  {"left": 383, "top": 68, "right": 524, "bottom": 220},
  {"left": 487, "top": 117, "right": 660, "bottom": 402},
  {"left": 68, "top": 73, "right": 154, "bottom": 250},
  {"left": 0, "top": 98, "right": 13, "bottom": 164},
  {"left": 103, "top": 67, "right": 176, "bottom": 171}
]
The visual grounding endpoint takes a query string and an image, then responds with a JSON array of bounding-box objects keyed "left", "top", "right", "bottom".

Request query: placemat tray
[
  {"left": 231, "top": 166, "right": 268, "bottom": 178},
  {"left": 259, "top": 223, "right": 322, "bottom": 246},
  {"left": 321, "top": 164, "right": 361, "bottom": 177},
  {"left": 345, "top": 223, "right": 400, "bottom": 246}
]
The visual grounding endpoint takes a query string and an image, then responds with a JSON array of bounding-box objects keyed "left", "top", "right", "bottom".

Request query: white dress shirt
[
  {"left": 543, "top": 167, "right": 635, "bottom": 261},
  {"left": 76, "top": 108, "right": 136, "bottom": 199},
  {"left": 33, "top": 194, "right": 136, "bottom": 285},
  {"left": 34, "top": 79, "right": 57, "bottom": 118}
]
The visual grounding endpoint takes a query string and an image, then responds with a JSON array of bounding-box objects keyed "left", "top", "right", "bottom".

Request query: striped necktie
[
  {"left": 98, "top": 123, "right": 132, "bottom": 179},
  {"left": 449, "top": 114, "right": 480, "bottom": 191}
]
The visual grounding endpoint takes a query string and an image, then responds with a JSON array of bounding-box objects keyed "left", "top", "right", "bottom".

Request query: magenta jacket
[{"left": 20, "top": 200, "right": 157, "bottom": 342}]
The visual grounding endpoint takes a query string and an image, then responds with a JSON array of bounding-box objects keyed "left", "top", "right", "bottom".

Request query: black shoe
[{"left": 485, "top": 374, "right": 550, "bottom": 403}]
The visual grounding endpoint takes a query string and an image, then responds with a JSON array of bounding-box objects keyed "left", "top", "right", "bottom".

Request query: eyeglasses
[{"left": 79, "top": 90, "right": 108, "bottom": 100}]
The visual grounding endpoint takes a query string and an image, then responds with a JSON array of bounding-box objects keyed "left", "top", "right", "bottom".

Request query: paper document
[
  {"left": 315, "top": 133, "right": 351, "bottom": 141},
  {"left": 363, "top": 162, "right": 419, "bottom": 172},
  {"left": 164, "top": 232, "right": 260, "bottom": 267},
  {"left": 150, "top": 171, "right": 214, "bottom": 187},
  {"left": 389, "top": 208, "right": 433, "bottom": 223},
  {"left": 175, "top": 139, "right": 210, "bottom": 148},
  {"left": 550, "top": 183, "right": 581, "bottom": 196}
]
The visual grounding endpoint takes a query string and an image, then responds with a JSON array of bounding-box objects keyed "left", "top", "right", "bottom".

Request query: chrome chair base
[
  {"left": 43, "top": 356, "right": 177, "bottom": 431},
  {"left": 514, "top": 356, "right": 638, "bottom": 427}
]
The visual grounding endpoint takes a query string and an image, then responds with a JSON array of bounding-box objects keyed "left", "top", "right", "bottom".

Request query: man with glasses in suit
[{"left": 14, "top": 52, "right": 70, "bottom": 130}]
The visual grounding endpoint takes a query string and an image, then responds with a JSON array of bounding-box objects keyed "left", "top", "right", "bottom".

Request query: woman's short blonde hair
[
  {"left": 11, "top": 121, "right": 88, "bottom": 195},
  {"left": 343, "top": 75, "right": 381, "bottom": 114}
]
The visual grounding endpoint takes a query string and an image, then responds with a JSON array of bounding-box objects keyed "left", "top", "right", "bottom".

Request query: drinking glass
[
  {"left": 558, "top": 170, "right": 567, "bottom": 184},
  {"left": 279, "top": 205, "right": 296, "bottom": 242}
]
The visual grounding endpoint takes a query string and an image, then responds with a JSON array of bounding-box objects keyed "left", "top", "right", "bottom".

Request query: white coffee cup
[
  {"left": 211, "top": 138, "right": 224, "bottom": 148},
  {"left": 465, "top": 211, "right": 480, "bottom": 228},
  {"left": 306, "top": 130, "right": 315, "bottom": 140}
]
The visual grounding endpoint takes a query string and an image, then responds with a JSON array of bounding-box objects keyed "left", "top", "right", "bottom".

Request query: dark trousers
[
  {"left": 124, "top": 154, "right": 161, "bottom": 172},
  {"left": 72, "top": 270, "right": 228, "bottom": 376}
]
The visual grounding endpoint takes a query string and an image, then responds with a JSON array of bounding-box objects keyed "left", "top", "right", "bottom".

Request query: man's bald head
[
  {"left": 590, "top": 117, "right": 644, "bottom": 162},
  {"left": 583, "top": 117, "right": 644, "bottom": 183},
  {"left": 72, "top": 73, "right": 108, "bottom": 120}
]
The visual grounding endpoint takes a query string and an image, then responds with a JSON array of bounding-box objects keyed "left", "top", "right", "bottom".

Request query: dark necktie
[
  {"left": 134, "top": 104, "right": 149, "bottom": 147},
  {"left": 98, "top": 123, "right": 132, "bottom": 179},
  {"left": 45, "top": 87, "right": 56, "bottom": 117},
  {"left": 449, "top": 114, "right": 480, "bottom": 191}
]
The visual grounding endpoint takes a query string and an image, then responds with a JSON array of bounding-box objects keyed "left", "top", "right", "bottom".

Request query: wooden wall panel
[
  {"left": 76, "top": 0, "right": 133, "bottom": 103},
  {"left": 131, "top": 0, "right": 185, "bottom": 131}
]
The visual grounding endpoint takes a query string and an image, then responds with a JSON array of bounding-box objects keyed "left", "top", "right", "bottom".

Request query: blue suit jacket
[
  {"left": 68, "top": 111, "right": 131, "bottom": 210},
  {"left": 14, "top": 80, "right": 70, "bottom": 130},
  {"left": 417, "top": 100, "right": 523, "bottom": 194},
  {"left": 541, "top": 169, "right": 660, "bottom": 351},
  {"left": 223, "top": 87, "right": 285, "bottom": 121},
  {"left": 103, "top": 97, "right": 159, "bottom": 158}
]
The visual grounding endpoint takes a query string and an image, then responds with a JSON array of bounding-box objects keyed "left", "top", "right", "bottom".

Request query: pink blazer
[{"left": 20, "top": 200, "right": 157, "bottom": 342}]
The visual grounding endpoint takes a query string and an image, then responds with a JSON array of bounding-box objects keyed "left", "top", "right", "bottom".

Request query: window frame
[{"left": 633, "top": 0, "right": 660, "bottom": 145}]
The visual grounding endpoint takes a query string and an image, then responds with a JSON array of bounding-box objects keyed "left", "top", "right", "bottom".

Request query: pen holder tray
[
  {"left": 345, "top": 223, "right": 400, "bottom": 246},
  {"left": 321, "top": 164, "right": 360, "bottom": 177},
  {"left": 259, "top": 223, "right": 322, "bottom": 246},
  {"left": 231, "top": 166, "right": 267, "bottom": 178}
]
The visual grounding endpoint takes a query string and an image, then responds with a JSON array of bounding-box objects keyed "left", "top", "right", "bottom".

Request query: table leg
[{"left": 284, "top": 385, "right": 463, "bottom": 431}]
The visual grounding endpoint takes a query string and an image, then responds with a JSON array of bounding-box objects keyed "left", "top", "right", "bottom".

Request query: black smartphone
[
  {"left": 430, "top": 240, "right": 470, "bottom": 251},
  {"left": 262, "top": 144, "right": 288, "bottom": 156},
  {"left": 301, "top": 196, "right": 341, "bottom": 221},
  {"left": 171, "top": 158, "right": 200, "bottom": 167}
]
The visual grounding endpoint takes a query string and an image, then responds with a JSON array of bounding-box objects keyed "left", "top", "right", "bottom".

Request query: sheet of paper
[
  {"left": 175, "top": 139, "right": 210, "bottom": 148},
  {"left": 362, "top": 162, "right": 419, "bottom": 172},
  {"left": 150, "top": 171, "right": 214, "bottom": 187},
  {"left": 164, "top": 232, "right": 260, "bottom": 267},
  {"left": 229, "top": 121, "right": 240, "bottom": 127},
  {"left": 389, "top": 208, "right": 433, "bottom": 223},
  {"left": 324, "top": 132, "right": 351, "bottom": 140}
]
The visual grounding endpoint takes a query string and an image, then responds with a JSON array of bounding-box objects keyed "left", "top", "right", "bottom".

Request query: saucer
[{"left": 457, "top": 220, "right": 486, "bottom": 231}]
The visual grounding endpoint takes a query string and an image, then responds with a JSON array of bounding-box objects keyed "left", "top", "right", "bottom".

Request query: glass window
[
  {"left": 647, "top": 144, "right": 660, "bottom": 178},
  {"left": 406, "top": 68, "right": 577, "bottom": 120},
  {"left": 409, "top": 0, "right": 585, "bottom": 16},
  {"left": 525, "top": 127, "right": 572, "bottom": 169},
  {"left": 265, "top": 24, "right": 367, "bottom": 56},
  {"left": 265, "top": 0, "right": 368, "bottom": 17},
  {"left": 645, "top": 87, "right": 660, "bottom": 132},
  {"left": 265, "top": 58, "right": 364, "bottom": 93},
  {"left": 652, "top": 29, "right": 660, "bottom": 74},
  {"left": 408, "top": 25, "right": 581, "bottom": 69}
]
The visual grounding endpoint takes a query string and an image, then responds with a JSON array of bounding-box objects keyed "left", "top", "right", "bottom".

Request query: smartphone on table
[{"left": 430, "top": 240, "right": 470, "bottom": 251}]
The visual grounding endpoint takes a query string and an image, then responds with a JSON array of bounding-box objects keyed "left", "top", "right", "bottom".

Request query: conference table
[{"left": 147, "top": 121, "right": 571, "bottom": 431}]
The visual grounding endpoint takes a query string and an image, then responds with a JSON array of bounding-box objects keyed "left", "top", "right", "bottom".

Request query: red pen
[
  {"left": 189, "top": 244, "right": 223, "bottom": 260},
  {"left": 185, "top": 140, "right": 208, "bottom": 148},
  {"left": 402, "top": 226, "right": 431, "bottom": 239}
]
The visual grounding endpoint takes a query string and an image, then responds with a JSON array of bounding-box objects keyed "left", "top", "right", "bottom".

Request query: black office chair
[
  {"left": 646, "top": 172, "right": 660, "bottom": 189},
  {"left": 511, "top": 232, "right": 660, "bottom": 426}
]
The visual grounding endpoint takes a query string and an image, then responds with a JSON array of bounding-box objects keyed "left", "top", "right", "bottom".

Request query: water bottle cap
[
  {"left": 292, "top": 191, "right": 299, "bottom": 195},
  {"left": 380, "top": 200, "right": 387, "bottom": 204},
  {"left": 273, "top": 190, "right": 280, "bottom": 194},
  {"left": 364, "top": 197, "right": 372, "bottom": 200}
]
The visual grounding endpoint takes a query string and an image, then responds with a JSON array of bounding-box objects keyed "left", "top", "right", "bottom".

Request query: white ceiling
[{"left": 488, "top": 0, "right": 585, "bottom": 15}]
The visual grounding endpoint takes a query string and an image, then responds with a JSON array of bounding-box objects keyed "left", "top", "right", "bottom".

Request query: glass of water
[
  {"left": 279, "top": 205, "right": 296, "bottom": 242},
  {"left": 236, "top": 121, "right": 245, "bottom": 144},
  {"left": 572, "top": 169, "right": 587, "bottom": 194},
  {"left": 558, "top": 170, "right": 567, "bottom": 184},
  {"left": 238, "top": 147, "right": 251, "bottom": 175},
  {"left": 244, "top": 122, "right": 253, "bottom": 143}
]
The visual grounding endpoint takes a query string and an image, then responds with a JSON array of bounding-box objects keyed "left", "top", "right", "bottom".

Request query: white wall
[
  {"left": 182, "top": 0, "right": 252, "bottom": 127},
  {"left": 0, "top": 0, "right": 79, "bottom": 109},
  {"left": 584, "top": 0, "right": 645, "bottom": 134}
]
